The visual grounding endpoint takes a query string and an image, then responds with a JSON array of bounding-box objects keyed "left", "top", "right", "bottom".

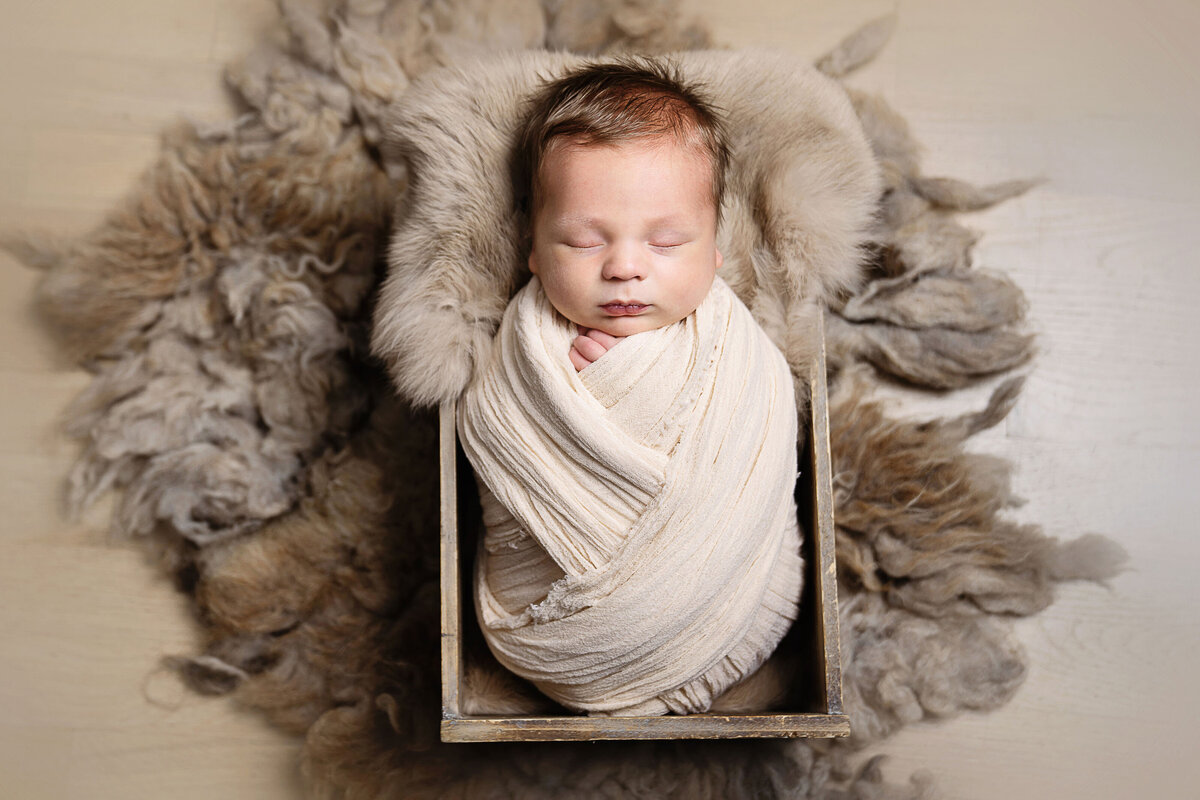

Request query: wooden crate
[{"left": 438, "top": 314, "right": 847, "bottom": 742}]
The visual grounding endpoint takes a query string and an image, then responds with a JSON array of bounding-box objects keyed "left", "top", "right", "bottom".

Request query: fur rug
[{"left": 6, "top": 1, "right": 1126, "bottom": 797}]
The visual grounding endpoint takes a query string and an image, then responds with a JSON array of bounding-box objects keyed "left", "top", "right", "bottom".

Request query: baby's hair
[{"left": 516, "top": 56, "right": 731, "bottom": 225}]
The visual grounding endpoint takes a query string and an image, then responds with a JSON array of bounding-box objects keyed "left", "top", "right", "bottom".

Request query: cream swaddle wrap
[{"left": 458, "top": 275, "right": 804, "bottom": 716}]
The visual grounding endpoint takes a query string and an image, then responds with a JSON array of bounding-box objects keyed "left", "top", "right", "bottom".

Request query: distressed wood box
[{"left": 438, "top": 316, "right": 846, "bottom": 742}]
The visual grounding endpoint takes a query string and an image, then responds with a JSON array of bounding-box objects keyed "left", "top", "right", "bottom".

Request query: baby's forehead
[
  {"left": 535, "top": 136, "right": 718, "bottom": 218},
  {"left": 542, "top": 133, "right": 711, "bottom": 173}
]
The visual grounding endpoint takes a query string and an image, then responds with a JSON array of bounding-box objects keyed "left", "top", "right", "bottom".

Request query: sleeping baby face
[{"left": 528, "top": 135, "right": 723, "bottom": 338}]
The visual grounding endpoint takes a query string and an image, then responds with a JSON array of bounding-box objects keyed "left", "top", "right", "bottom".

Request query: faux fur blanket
[
  {"left": 6, "top": 1, "right": 1126, "bottom": 797},
  {"left": 462, "top": 276, "right": 803, "bottom": 716},
  {"left": 372, "top": 47, "right": 879, "bottom": 406}
]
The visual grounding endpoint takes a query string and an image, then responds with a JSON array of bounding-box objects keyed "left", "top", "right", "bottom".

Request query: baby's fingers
[
  {"left": 572, "top": 333, "right": 609, "bottom": 363},
  {"left": 582, "top": 328, "right": 622, "bottom": 350},
  {"left": 569, "top": 347, "right": 591, "bottom": 371}
]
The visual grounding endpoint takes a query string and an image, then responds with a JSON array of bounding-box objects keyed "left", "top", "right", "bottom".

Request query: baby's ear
[
  {"left": 528, "top": 249, "right": 539, "bottom": 275},
  {"left": 715, "top": 247, "right": 724, "bottom": 270}
]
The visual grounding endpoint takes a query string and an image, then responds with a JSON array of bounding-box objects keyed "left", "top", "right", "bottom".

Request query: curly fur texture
[
  {"left": 372, "top": 48, "right": 881, "bottom": 407},
  {"left": 6, "top": 1, "right": 1125, "bottom": 798}
]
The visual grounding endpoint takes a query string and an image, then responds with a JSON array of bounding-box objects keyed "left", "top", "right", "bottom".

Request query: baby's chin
[{"left": 581, "top": 310, "right": 681, "bottom": 337}]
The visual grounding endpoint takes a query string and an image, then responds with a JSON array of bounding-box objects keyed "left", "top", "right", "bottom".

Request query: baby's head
[{"left": 517, "top": 57, "right": 730, "bottom": 337}]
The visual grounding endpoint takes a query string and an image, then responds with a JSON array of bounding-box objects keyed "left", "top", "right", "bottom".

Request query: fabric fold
[{"left": 458, "top": 276, "right": 804, "bottom": 715}]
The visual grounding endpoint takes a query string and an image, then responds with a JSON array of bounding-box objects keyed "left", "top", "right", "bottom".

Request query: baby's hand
[{"left": 570, "top": 327, "right": 623, "bottom": 371}]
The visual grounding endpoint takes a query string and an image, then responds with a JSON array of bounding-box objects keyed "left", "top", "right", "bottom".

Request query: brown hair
[{"left": 516, "top": 56, "right": 731, "bottom": 225}]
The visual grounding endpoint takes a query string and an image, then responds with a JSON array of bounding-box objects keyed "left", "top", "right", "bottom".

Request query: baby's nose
[{"left": 601, "top": 242, "right": 647, "bottom": 281}]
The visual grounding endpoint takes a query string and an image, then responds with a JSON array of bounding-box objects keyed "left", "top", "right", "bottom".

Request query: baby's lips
[{"left": 600, "top": 301, "right": 649, "bottom": 315}]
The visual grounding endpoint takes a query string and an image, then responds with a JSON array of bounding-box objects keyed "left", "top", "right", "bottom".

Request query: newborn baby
[{"left": 458, "top": 57, "right": 804, "bottom": 716}]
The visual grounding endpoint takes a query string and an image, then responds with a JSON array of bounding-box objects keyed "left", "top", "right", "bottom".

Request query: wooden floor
[{"left": 1, "top": 1, "right": 1196, "bottom": 797}]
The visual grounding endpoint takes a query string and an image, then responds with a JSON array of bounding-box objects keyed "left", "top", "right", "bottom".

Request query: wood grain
[
  {"left": 442, "top": 714, "right": 851, "bottom": 743},
  {"left": 808, "top": 311, "right": 844, "bottom": 717},
  {"left": 439, "top": 402, "right": 463, "bottom": 720}
]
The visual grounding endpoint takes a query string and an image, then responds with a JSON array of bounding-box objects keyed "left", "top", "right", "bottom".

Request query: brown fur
[{"left": 5, "top": 2, "right": 1125, "bottom": 798}]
